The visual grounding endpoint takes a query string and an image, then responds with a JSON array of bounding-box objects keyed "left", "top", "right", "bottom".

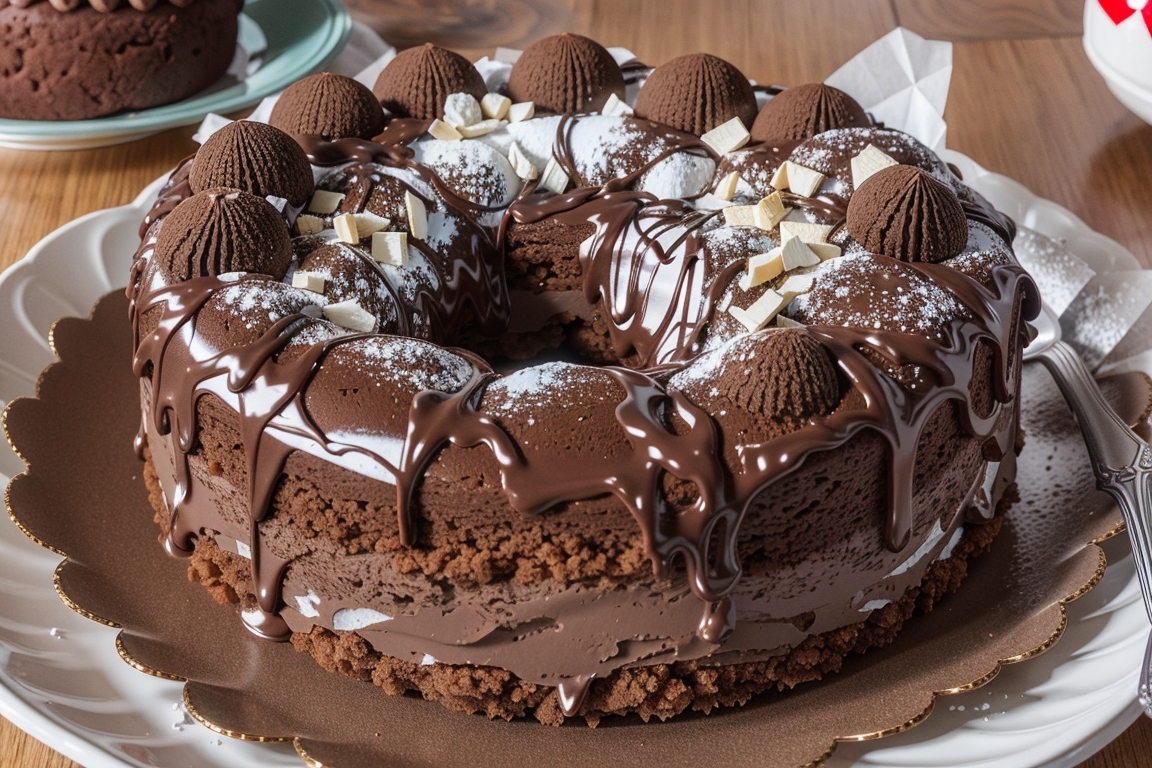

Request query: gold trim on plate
[{"left": 183, "top": 687, "right": 292, "bottom": 743}]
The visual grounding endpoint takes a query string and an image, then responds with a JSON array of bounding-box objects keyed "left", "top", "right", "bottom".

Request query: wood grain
[
  {"left": 1, "top": 1, "right": 1151, "bottom": 766},
  {"left": 0, "top": 126, "right": 200, "bottom": 284},
  {"left": 946, "top": 35, "right": 1152, "bottom": 266},
  {"left": 893, "top": 0, "right": 1084, "bottom": 40}
]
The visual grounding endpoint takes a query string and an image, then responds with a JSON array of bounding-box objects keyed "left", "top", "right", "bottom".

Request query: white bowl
[{"left": 1083, "top": 0, "right": 1152, "bottom": 123}]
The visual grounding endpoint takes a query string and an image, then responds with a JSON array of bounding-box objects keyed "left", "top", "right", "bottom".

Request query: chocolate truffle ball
[
  {"left": 155, "top": 188, "right": 294, "bottom": 282},
  {"left": 717, "top": 329, "right": 839, "bottom": 421},
  {"left": 751, "top": 83, "right": 870, "bottom": 143},
  {"left": 373, "top": 43, "right": 487, "bottom": 120},
  {"left": 190, "top": 120, "right": 315, "bottom": 209},
  {"left": 634, "top": 53, "right": 757, "bottom": 136},
  {"left": 846, "top": 165, "right": 968, "bottom": 263},
  {"left": 507, "top": 33, "right": 625, "bottom": 114},
  {"left": 270, "top": 72, "right": 386, "bottom": 140}
]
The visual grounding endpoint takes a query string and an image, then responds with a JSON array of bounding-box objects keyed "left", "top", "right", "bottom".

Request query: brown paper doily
[{"left": 4, "top": 291, "right": 1146, "bottom": 768}]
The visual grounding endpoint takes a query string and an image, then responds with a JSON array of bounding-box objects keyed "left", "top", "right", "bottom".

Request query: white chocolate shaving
[
  {"left": 775, "top": 315, "right": 806, "bottom": 328},
  {"left": 729, "top": 288, "right": 787, "bottom": 332},
  {"left": 851, "top": 144, "right": 898, "bottom": 189},
  {"left": 601, "top": 92, "right": 633, "bottom": 117},
  {"left": 770, "top": 163, "right": 789, "bottom": 191},
  {"left": 540, "top": 157, "right": 570, "bottom": 194},
  {"left": 333, "top": 213, "right": 359, "bottom": 244},
  {"left": 507, "top": 101, "right": 535, "bottom": 123},
  {"left": 458, "top": 119, "right": 504, "bottom": 138},
  {"left": 481, "top": 93, "right": 512, "bottom": 121},
  {"left": 322, "top": 300, "right": 375, "bottom": 332},
  {"left": 428, "top": 119, "right": 463, "bottom": 141},
  {"left": 714, "top": 171, "right": 741, "bottom": 201},
  {"left": 700, "top": 116, "right": 750, "bottom": 155},
  {"left": 722, "top": 204, "right": 757, "bottom": 228},
  {"left": 779, "top": 221, "right": 833, "bottom": 244},
  {"left": 808, "top": 242, "right": 842, "bottom": 261},
  {"left": 780, "top": 237, "right": 821, "bottom": 271},
  {"left": 753, "top": 192, "right": 788, "bottom": 230},
  {"left": 307, "top": 190, "right": 344, "bottom": 215},
  {"left": 746, "top": 250, "right": 784, "bottom": 288},
  {"left": 508, "top": 141, "right": 538, "bottom": 180},
  {"left": 291, "top": 271, "right": 326, "bottom": 293},
  {"left": 371, "top": 231, "right": 408, "bottom": 266},
  {"left": 784, "top": 161, "right": 824, "bottom": 197},
  {"left": 353, "top": 211, "right": 391, "bottom": 237},
  {"left": 404, "top": 191, "right": 428, "bottom": 241},
  {"left": 779, "top": 273, "right": 816, "bottom": 297},
  {"left": 295, "top": 215, "right": 325, "bottom": 235}
]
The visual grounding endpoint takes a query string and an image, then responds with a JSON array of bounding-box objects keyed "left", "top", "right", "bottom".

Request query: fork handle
[{"left": 1037, "top": 340, "right": 1152, "bottom": 623}]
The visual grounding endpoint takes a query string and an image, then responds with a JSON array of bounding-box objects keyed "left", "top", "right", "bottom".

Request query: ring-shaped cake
[{"left": 129, "top": 35, "right": 1040, "bottom": 725}]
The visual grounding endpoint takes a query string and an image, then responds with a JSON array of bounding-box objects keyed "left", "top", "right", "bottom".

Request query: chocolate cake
[
  {"left": 128, "top": 35, "right": 1040, "bottom": 726},
  {"left": 0, "top": 0, "right": 240, "bottom": 121}
]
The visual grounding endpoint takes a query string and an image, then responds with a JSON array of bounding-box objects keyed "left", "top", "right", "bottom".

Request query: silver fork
[{"left": 1024, "top": 301, "right": 1152, "bottom": 715}]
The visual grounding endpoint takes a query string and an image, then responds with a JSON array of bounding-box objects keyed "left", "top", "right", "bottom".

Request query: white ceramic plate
[{"left": 0, "top": 156, "right": 1146, "bottom": 768}]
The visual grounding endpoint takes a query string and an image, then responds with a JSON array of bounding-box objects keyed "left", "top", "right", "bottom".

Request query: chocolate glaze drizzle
[{"left": 131, "top": 115, "right": 1038, "bottom": 712}]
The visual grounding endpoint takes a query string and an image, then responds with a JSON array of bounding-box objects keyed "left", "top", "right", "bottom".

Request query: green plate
[{"left": 0, "top": 0, "right": 351, "bottom": 151}]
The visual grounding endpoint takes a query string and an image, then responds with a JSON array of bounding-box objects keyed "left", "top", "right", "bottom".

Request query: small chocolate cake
[
  {"left": 128, "top": 41, "right": 1039, "bottom": 726},
  {"left": 0, "top": 0, "right": 241, "bottom": 121}
]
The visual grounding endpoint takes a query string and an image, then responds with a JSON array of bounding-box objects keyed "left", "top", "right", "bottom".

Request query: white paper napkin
[{"left": 825, "top": 27, "right": 952, "bottom": 153}]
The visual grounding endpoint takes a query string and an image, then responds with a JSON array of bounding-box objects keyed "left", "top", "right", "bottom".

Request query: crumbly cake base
[{"left": 143, "top": 450, "right": 1011, "bottom": 727}]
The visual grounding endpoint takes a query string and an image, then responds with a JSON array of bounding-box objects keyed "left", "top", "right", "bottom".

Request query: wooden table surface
[{"left": 1, "top": 0, "right": 1150, "bottom": 766}]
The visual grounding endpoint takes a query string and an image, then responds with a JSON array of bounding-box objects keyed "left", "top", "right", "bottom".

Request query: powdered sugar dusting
[
  {"left": 338, "top": 336, "right": 475, "bottom": 393},
  {"left": 213, "top": 281, "right": 326, "bottom": 332},
  {"left": 567, "top": 115, "right": 714, "bottom": 198},
  {"left": 793, "top": 253, "right": 965, "bottom": 336},
  {"left": 639, "top": 151, "right": 715, "bottom": 199},
  {"left": 412, "top": 139, "right": 521, "bottom": 208},
  {"left": 1012, "top": 227, "right": 1095, "bottom": 318},
  {"left": 484, "top": 362, "right": 603, "bottom": 419},
  {"left": 669, "top": 333, "right": 756, "bottom": 391},
  {"left": 789, "top": 127, "right": 948, "bottom": 194}
]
